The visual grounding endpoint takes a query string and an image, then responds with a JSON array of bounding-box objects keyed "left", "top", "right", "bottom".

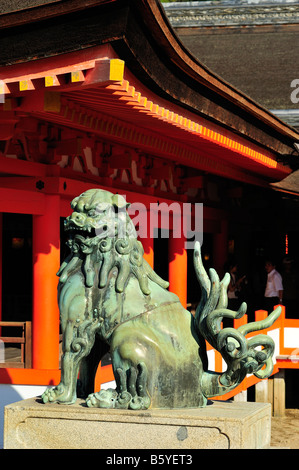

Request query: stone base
[{"left": 4, "top": 397, "right": 271, "bottom": 449}]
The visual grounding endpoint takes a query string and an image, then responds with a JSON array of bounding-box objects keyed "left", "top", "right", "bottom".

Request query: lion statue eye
[{"left": 88, "top": 209, "right": 97, "bottom": 217}]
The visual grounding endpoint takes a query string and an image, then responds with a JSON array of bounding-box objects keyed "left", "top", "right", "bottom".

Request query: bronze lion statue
[{"left": 42, "top": 188, "right": 280, "bottom": 409}]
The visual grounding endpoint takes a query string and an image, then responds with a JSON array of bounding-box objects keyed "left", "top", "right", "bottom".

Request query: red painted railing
[
  {"left": 0, "top": 306, "right": 298, "bottom": 396},
  {"left": 210, "top": 305, "right": 299, "bottom": 400}
]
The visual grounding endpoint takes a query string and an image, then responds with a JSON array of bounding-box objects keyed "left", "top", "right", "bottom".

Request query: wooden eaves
[{"left": 0, "top": 0, "right": 298, "bottom": 184}]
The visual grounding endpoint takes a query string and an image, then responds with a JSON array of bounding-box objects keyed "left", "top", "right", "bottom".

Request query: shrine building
[{"left": 0, "top": 0, "right": 299, "bottom": 433}]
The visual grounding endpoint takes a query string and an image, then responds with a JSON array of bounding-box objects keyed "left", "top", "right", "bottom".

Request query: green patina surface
[{"left": 42, "top": 188, "right": 281, "bottom": 410}]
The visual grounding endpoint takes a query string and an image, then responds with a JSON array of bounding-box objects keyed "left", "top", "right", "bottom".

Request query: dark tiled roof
[
  {"left": 0, "top": 0, "right": 298, "bottom": 155},
  {"left": 163, "top": 0, "right": 299, "bottom": 28},
  {"left": 163, "top": 0, "right": 299, "bottom": 127},
  {"left": 174, "top": 24, "right": 299, "bottom": 111},
  {"left": 0, "top": 0, "right": 60, "bottom": 15},
  {"left": 272, "top": 169, "right": 299, "bottom": 194}
]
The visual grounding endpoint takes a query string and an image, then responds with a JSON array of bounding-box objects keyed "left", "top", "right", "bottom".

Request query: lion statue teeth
[{"left": 42, "top": 188, "right": 281, "bottom": 410}]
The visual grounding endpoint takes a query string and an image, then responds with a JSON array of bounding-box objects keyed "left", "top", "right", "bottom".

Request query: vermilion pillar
[
  {"left": 168, "top": 229, "right": 187, "bottom": 308},
  {"left": 32, "top": 195, "right": 60, "bottom": 369},
  {"left": 142, "top": 209, "right": 154, "bottom": 269},
  {"left": 142, "top": 236, "right": 154, "bottom": 268}
]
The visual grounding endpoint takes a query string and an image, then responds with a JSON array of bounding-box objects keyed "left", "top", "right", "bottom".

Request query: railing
[
  {"left": 206, "top": 305, "right": 299, "bottom": 400},
  {"left": 0, "top": 321, "right": 32, "bottom": 368},
  {"left": 95, "top": 304, "right": 299, "bottom": 394},
  {"left": 0, "top": 307, "right": 297, "bottom": 395}
]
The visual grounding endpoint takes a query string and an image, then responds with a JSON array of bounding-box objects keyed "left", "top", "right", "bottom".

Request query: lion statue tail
[{"left": 193, "top": 241, "right": 281, "bottom": 399}]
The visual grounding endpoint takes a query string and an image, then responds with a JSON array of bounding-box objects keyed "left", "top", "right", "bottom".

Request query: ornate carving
[
  {"left": 163, "top": 0, "right": 299, "bottom": 27},
  {"left": 42, "top": 188, "right": 280, "bottom": 409}
]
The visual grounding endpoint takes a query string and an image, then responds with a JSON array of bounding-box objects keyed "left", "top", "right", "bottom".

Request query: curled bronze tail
[{"left": 193, "top": 241, "right": 281, "bottom": 398}]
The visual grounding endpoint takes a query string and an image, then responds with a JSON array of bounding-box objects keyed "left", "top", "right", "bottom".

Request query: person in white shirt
[{"left": 264, "top": 260, "right": 283, "bottom": 313}]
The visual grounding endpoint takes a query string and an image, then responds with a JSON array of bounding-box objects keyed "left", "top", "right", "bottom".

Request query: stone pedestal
[{"left": 4, "top": 397, "right": 271, "bottom": 449}]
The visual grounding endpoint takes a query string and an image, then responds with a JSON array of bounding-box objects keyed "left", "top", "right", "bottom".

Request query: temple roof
[
  {"left": 164, "top": 0, "right": 299, "bottom": 128},
  {"left": 0, "top": 0, "right": 298, "bottom": 185},
  {"left": 272, "top": 168, "right": 299, "bottom": 195}
]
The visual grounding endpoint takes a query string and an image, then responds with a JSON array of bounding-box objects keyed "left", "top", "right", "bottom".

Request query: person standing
[
  {"left": 264, "top": 260, "right": 283, "bottom": 313},
  {"left": 223, "top": 260, "right": 246, "bottom": 327},
  {"left": 227, "top": 262, "right": 246, "bottom": 311}
]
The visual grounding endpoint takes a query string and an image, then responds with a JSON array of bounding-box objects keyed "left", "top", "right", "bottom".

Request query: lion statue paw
[{"left": 86, "top": 389, "right": 150, "bottom": 410}]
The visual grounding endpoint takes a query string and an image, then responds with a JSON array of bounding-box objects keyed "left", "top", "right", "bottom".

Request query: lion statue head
[{"left": 57, "top": 188, "right": 169, "bottom": 295}]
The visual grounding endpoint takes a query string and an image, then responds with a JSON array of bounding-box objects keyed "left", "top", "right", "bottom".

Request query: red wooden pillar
[
  {"left": 168, "top": 229, "right": 187, "bottom": 308},
  {"left": 32, "top": 195, "right": 60, "bottom": 369},
  {"left": 142, "top": 209, "right": 154, "bottom": 269}
]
